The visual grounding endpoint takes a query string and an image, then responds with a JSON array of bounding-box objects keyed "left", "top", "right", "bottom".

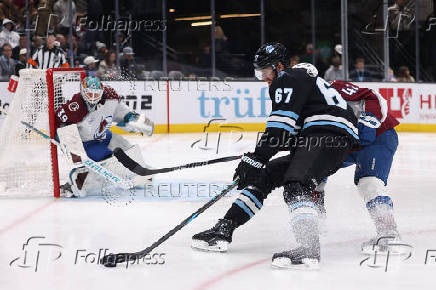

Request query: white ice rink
[{"left": 1, "top": 132, "right": 436, "bottom": 290}]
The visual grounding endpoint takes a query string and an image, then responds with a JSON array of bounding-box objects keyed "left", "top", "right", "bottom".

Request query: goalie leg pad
[
  {"left": 79, "top": 145, "right": 150, "bottom": 195},
  {"left": 107, "top": 133, "right": 132, "bottom": 152},
  {"left": 57, "top": 124, "right": 88, "bottom": 159}
]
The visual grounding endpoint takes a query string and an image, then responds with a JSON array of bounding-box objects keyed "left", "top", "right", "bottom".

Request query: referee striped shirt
[{"left": 27, "top": 46, "right": 70, "bottom": 69}]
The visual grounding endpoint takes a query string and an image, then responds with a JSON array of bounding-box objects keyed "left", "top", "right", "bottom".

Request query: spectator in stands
[
  {"left": 0, "top": 19, "right": 19, "bottom": 49},
  {"left": 65, "top": 34, "right": 79, "bottom": 63},
  {"left": 289, "top": 55, "right": 300, "bottom": 67},
  {"left": 83, "top": 55, "right": 99, "bottom": 77},
  {"left": 397, "top": 66, "right": 415, "bottom": 82},
  {"left": 98, "top": 49, "right": 118, "bottom": 80},
  {"left": 95, "top": 41, "right": 107, "bottom": 60},
  {"left": 120, "top": 46, "right": 137, "bottom": 79},
  {"left": 214, "top": 26, "right": 228, "bottom": 53},
  {"left": 387, "top": 67, "right": 398, "bottom": 82},
  {"left": 300, "top": 43, "right": 314, "bottom": 64},
  {"left": 53, "top": 0, "right": 77, "bottom": 35},
  {"left": 0, "top": 43, "right": 16, "bottom": 80},
  {"left": 12, "top": 35, "right": 26, "bottom": 59},
  {"left": 18, "top": 0, "right": 38, "bottom": 27},
  {"left": 324, "top": 56, "right": 343, "bottom": 81},
  {"left": 334, "top": 44, "right": 342, "bottom": 57},
  {"left": 349, "top": 58, "right": 372, "bottom": 81},
  {"left": 31, "top": 35, "right": 42, "bottom": 52},
  {"left": 56, "top": 34, "right": 67, "bottom": 50},
  {"left": 14, "top": 48, "right": 26, "bottom": 77},
  {"left": 0, "top": 0, "right": 19, "bottom": 23}
]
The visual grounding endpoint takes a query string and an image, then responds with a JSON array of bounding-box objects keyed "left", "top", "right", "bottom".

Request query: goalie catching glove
[{"left": 117, "top": 112, "right": 154, "bottom": 136}]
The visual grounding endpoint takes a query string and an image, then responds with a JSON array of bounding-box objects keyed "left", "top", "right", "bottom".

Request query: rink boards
[{"left": 1, "top": 80, "right": 435, "bottom": 133}]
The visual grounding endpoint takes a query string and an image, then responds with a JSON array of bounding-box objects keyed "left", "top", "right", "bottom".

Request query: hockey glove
[
  {"left": 233, "top": 153, "right": 265, "bottom": 190},
  {"left": 118, "top": 112, "right": 154, "bottom": 136}
]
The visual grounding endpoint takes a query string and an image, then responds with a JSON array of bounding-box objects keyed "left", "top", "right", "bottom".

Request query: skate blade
[
  {"left": 361, "top": 244, "right": 412, "bottom": 256},
  {"left": 271, "top": 258, "right": 319, "bottom": 270},
  {"left": 191, "top": 240, "right": 228, "bottom": 252}
]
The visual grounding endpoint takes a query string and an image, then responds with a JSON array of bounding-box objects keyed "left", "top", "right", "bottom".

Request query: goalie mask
[{"left": 81, "top": 76, "right": 103, "bottom": 106}]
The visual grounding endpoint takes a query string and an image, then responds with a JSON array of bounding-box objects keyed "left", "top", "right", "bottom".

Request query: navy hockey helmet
[{"left": 253, "top": 42, "right": 288, "bottom": 70}]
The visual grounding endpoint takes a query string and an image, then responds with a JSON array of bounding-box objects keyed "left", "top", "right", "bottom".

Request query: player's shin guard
[
  {"left": 191, "top": 186, "right": 265, "bottom": 252},
  {"left": 357, "top": 177, "right": 403, "bottom": 254},
  {"left": 223, "top": 186, "right": 265, "bottom": 227},
  {"left": 272, "top": 183, "right": 320, "bottom": 269}
]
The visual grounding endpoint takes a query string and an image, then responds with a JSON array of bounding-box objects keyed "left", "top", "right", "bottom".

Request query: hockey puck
[{"left": 100, "top": 254, "right": 118, "bottom": 267}]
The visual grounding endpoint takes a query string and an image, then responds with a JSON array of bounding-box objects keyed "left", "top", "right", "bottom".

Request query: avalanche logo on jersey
[
  {"left": 94, "top": 116, "right": 113, "bottom": 140},
  {"left": 68, "top": 102, "right": 79, "bottom": 112}
]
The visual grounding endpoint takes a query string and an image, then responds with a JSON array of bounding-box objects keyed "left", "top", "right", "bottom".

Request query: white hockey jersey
[{"left": 55, "top": 86, "right": 130, "bottom": 142}]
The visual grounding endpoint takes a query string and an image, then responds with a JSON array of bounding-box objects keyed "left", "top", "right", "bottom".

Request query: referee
[{"left": 27, "top": 31, "right": 70, "bottom": 69}]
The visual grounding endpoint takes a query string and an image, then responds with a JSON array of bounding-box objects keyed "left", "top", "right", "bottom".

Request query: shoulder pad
[
  {"left": 292, "top": 63, "right": 318, "bottom": 77},
  {"left": 102, "top": 86, "right": 121, "bottom": 102}
]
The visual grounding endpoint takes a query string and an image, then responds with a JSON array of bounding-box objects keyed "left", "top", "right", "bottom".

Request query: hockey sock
[
  {"left": 366, "top": 196, "right": 398, "bottom": 235},
  {"left": 224, "top": 186, "right": 264, "bottom": 227},
  {"left": 284, "top": 183, "right": 320, "bottom": 252},
  {"left": 288, "top": 200, "right": 320, "bottom": 251}
]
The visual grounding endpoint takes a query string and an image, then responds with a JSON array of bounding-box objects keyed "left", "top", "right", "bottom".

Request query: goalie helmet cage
[{"left": 0, "top": 68, "right": 86, "bottom": 198}]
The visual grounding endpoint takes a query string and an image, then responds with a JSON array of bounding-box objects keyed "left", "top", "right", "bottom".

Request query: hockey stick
[
  {"left": 20, "top": 120, "right": 133, "bottom": 190},
  {"left": 100, "top": 179, "right": 238, "bottom": 267},
  {"left": 0, "top": 107, "right": 133, "bottom": 190},
  {"left": 112, "top": 147, "right": 241, "bottom": 179}
]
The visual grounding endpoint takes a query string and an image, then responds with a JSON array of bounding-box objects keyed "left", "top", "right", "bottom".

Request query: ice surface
[{"left": 0, "top": 132, "right": 435, "bottom": 290}]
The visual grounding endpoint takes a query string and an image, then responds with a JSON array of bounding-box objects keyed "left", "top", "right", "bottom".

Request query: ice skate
[
  {"left": 361, "top": 230, "right": 410, "bottom": 255},
  {"left": 191, "top": 219, "right": 236, "bottom": 252},
  {"left": 272, "top": 246, "right": 320, "bottom": 270}
]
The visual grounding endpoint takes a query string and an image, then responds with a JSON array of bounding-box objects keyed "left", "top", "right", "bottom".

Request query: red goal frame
[{"left": 46, "top": 68, "right": 86, "bottom": 198}]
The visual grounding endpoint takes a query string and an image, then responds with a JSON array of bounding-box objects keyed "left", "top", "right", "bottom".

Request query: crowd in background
[
  {"left": 0, "top": 0, "right": 141, "bottom": 81},
  {"left": 297, "top": 43, "right": 416, "bottom": 83},
  {"left": 0, "top": 0, "right": 431, "bottom": 82}
]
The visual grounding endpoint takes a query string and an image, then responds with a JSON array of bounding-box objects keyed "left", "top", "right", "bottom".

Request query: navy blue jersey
[{"left": 254, "top": 63, "right": 359, "bottom": 161}]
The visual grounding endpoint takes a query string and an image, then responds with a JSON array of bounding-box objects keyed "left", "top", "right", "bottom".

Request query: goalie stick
[
  {"left": 112, "top": 147, "right": 241, "bottom": 182},
  {"left": 100, "top": 180, "right": 238, "bottom": 267},
  {"left": 0, "top": 107, "right": 133, "bottom": 190}
]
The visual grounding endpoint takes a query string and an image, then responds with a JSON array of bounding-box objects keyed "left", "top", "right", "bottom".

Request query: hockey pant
[{"left": 225, "top": 133, "right": 353, "bottom": 227}]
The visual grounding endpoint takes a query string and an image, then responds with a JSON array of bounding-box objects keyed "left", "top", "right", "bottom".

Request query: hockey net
[{"left": 0, "top": 68, "right": 86, "bottom": 197}]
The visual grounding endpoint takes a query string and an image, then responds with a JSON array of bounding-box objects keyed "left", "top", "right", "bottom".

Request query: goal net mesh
[{"left": 0, "top": 69, "right": 85, "bottom": 197}]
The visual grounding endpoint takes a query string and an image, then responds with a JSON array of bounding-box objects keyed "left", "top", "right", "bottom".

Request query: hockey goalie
[{"left": 55, "top": 76, "right": 154, "bottom": 197}]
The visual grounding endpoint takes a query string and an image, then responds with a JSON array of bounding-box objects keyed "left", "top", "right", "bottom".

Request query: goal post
[
  {"left": 47, "top": 68, "right": 86, "bottom": 197},
  {"left": 0, "top": 68, "right": 86, "bottom": 198}
]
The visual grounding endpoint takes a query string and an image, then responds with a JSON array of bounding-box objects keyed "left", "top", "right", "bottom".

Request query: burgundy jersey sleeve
[
  {"left": 55, "top": 93, "right": 89, "bottom": 128},
  {"left": 331, "top": 80, "right": 384, "bottom": 121},
  {"left": 331, "top": 80, "right": 399, "bottom": 136},
  {"left": 101, "top": 86, "right": 121, "bottom": 102}
]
